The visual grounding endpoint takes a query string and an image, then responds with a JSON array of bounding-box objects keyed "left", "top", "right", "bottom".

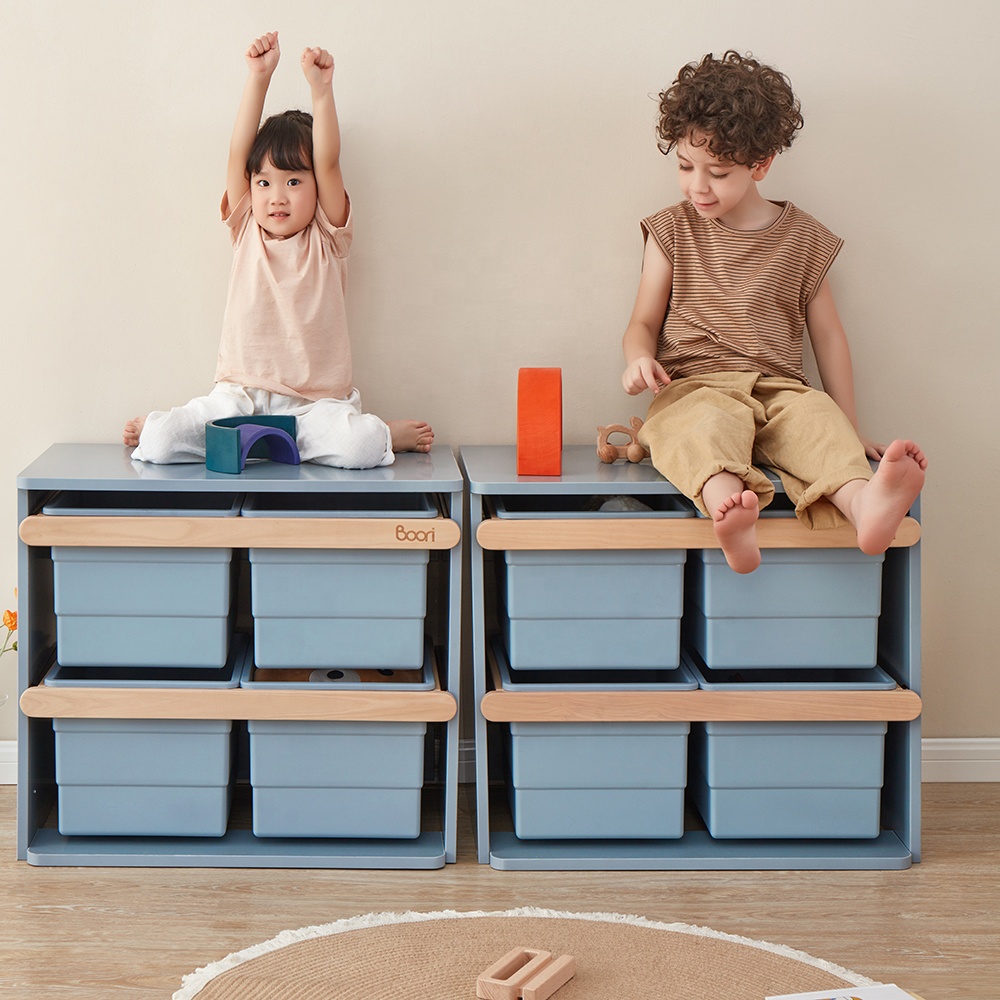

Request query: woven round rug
[{"left": 173, "top": 907, "right": 878, "bottom": 999}]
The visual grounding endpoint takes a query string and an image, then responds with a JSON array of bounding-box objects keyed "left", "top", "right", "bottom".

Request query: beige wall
[{"left": 1, "top": 0, "right": 996, "bottom": 742}]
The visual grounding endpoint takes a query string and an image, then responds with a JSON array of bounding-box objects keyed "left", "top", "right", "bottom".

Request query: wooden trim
[
  {"left": 19, "top": 661, "right": 457, "bottom": 722},
  {"left": 19, "top": 514, "right": 461, "bottom": 550},
  {"left": 476, "top": 515, "right": 920, "bottom": 551},
  {"left": 481, "top": 686, "right": 921, "bottom": 723},
  {"left": 482, "top": 654, "right": 920, "bottom": 723}
]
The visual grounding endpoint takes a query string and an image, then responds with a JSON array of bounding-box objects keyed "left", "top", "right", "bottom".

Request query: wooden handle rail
[
  {"left": 20, "top": 684, "right": 458, "bottom": 722},
  {"left": 477, "top": 515, "right": 920, "bottom": 551},
  {"left": 19, "top": 514, "right": 461, "bottom": 550},
  {"left": 22, "top": 658, "right": 455, "bottom": 722},
  {"left": 483, "top": 651, "right": 921, "bottom": 723}
]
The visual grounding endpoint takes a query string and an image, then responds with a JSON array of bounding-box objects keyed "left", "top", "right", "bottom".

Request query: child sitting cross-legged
[
  {"left": 125, "top": 31, "right": 432, "bottom": 467},
  {"left": 620, "top": 50, "right": 926, "bottom": 573}
]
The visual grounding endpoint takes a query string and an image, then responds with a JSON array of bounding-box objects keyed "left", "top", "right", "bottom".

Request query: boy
[
  {"left": 125, "top": 31, "right": 433, "bottom": 466},
  {"left": 621, "top": 50, "right": 926, "bottom": 573}
]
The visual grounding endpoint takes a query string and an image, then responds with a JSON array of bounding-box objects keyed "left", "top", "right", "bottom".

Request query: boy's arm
[
  {"left": 806, "top": 278, "right": 884, "bottom": 459},
  {"left": 226, "top": 32, "right": 280, "bottom": 214},
  {"left": 621, "top": 239, "right": 673, "bottom": 395},
  {"left": 301, "top": 46, "right": 348, "bottom": 228}
]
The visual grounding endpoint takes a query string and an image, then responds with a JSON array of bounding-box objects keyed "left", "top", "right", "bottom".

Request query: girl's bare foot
[
  {"left": 851, "top": 439, "right": 927, "bottom": 555},
  {"left": 714, "top": 489, "right": 761, "bottom": 574},
  {"left": 389, "top": 420, "right": 434, "bottom": 454},
  {"left": 123, "top": 416, "right": 145, "bottom": 448}
]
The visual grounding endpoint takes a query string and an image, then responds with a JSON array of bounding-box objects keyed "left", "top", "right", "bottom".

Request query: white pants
[{"left": 131, "top": 382, "right": 394, "bottom": 469}]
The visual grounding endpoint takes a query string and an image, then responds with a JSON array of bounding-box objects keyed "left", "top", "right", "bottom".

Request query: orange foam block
[{"left": 517, "top": 368, "right": 562, "bottom": 476}]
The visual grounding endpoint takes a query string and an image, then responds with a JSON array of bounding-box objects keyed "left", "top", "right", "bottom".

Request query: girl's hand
[
  {"left": 622, "top": 356, "right": 670, "bottom": 396},
  {"left": 246, "top": 31, "right": 280, "bottom": 75},
  {"left": 301, "top": 46, "right": 334, "bottom": 89}
]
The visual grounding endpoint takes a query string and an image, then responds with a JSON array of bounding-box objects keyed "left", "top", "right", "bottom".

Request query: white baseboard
[
  {"left": 3, "top": 737, "right": 999, "bottom": 786},
  {"left": 458, "top": 738, "right": 477, "bottom": 785},
  {"left": 920, "top": 738, "right": 1000, "bottom": 782},
  {"left": 0, "top": 740, "right": 16, "bottom": 785}
]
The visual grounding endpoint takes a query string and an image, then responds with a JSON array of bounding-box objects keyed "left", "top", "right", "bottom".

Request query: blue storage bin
[
  {"left": 495, "top": 494, "right": 693, "bottom": 670},
  {"left": 244, "top": 492, "right": 435, "bottom": 669},
  {"left": 505, "top": 721, "right": 689, "bottom": 839},
  {"left": 494, "top": 638, "right": 692, "bottom": 839},
  {"left": 684, "top": 546, "right": 884, "bottom": 669},
  {"left": 240, "top": 642, "right": 432, "bottom": 838},
  {"left": 46, "top": 638, "right": 243, "bottom": 837},
  {"left": 46, "top": 491, "right": 239, "bottom": 668},
  {"left": 686, "top": 654, "right": 888, "bottom": 839},
  {"left": 689, "top": 721, "right": 886, "bottom": 839}
]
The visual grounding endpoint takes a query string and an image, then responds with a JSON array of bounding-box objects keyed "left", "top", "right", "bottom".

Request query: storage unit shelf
[
  {"left": 487, "top": 830, "right": 913, "bottom": 871},
  {"left": 26, "top": 829, "right": 448, "bottom": 869}
]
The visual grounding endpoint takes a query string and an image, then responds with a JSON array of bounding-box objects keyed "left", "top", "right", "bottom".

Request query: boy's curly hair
[
  {"left": 247, "top": 110, "right": 314, "bottom": 177},
  {"left": 656, "top": 51, "right": 803, "bottom": 166}
]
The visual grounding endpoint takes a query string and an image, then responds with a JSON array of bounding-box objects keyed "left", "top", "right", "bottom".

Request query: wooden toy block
[
  {"left": 205, "top": 416, "right": 300, "bottom": 474},
  {"left": 597, "top": 416, "right": 649, "bottom": 464},
  {"left": 517, "top": 368, "right": 562, "bottom": 476},
  {"left": 477, "top": 947, "right": 576, "bottom": 1000}
]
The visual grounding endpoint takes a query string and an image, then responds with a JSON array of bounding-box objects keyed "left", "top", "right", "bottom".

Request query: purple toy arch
[{"left": 238, "top": 424, "right": 300, "bottom": 470}]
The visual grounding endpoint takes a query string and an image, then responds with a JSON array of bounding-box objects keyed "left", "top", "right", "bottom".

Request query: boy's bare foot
[
  {"left": 851, "top": 439, "right": 927, "bottom": 555},
  {"left": 389, "top": 420, "right": 434, "bottom": 454},
  {"left": 713, "top": 489, "right": 761, "bottom": 574},
  {"left": 123, "top": 416, "right": 145, "bottom": 448}
]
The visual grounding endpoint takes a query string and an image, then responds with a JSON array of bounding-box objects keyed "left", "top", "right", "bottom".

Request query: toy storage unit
[
  {"left": 462, "top": 445, "right": 923, "bottom": 871},
  {"left": 16, "top": 443, "right": 463, "bottom": 869}
]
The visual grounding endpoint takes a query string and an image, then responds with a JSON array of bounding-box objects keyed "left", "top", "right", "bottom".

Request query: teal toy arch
[{"left": 205, "top": 416, "right": 301, "bottom": 474}]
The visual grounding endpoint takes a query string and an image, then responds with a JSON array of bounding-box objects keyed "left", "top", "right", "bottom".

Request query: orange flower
[{"left": 2, "top": 610, "right": 14, "bottom": 632}]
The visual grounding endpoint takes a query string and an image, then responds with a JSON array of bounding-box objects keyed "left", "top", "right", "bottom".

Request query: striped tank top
[{"left": 640, "top": 200, "right": 843, "bottom": 385}]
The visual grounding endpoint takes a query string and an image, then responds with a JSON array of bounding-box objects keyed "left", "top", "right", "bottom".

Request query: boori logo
[{"left": 395, "top": 523, "right": 436, "bottom": 543}]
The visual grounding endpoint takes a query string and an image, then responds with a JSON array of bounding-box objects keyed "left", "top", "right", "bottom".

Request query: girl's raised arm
[
  {"left": 226, "top": 31, "right": 280, "bottom": 213},
  {"left": 301, "top": 45, "right": 348, "bottom": 228}
]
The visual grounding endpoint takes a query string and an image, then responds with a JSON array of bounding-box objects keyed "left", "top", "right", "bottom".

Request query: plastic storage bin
[
  {"left": 244, "top": 492, "right": 435, "bottom": 669},
  {"left": 684, "top": 546, "right": 884, "bottom": 669},
  {"left": 686, "top": 654, "right": 888, "bottom": 839},
  {"left": 46, "top": 636, "right": 243, "bottom": 837},
  {"left": 240, "top": 642, "right": 434, "bottom": 838},
  {"left": 494, "top": 637, "right": 694, "bottom": 839},
  {"left": 494, "top": 494, "right": 694, "bottom": 669},
  {"left": 46, "top": 491, "right": 239, "bottom": 668}
]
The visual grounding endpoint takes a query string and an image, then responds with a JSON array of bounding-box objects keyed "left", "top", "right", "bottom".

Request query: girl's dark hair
[
  {"left": 246, "top": 110, "right": 314, "bottom": 176},
  {"left": 656, "top": 51, "right": 803, "bottom": 166}
]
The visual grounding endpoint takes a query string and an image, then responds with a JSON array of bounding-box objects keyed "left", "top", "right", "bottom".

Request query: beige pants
[{"left": 638, "top": 372, "right": 873, "bottom": 529}]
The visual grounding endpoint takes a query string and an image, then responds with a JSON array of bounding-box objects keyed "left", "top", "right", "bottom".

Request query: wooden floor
[{"left": 1, "top": 782, "right": 998, "bottom": 999}]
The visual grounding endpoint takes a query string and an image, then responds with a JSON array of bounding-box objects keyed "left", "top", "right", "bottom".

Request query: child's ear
[{"left": 751, "top": 155, "right": 776, "bottom": 181}]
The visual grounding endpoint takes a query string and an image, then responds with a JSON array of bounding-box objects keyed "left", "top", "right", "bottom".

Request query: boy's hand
[
  {"left": 860, "top": 435, "right": 886, "bottom": 462},
  {"left": 246, "top": 31, "right": 280, "bottom": 76},
  {"left": 301, "top": 46, "right": 334, "bottom": 89},
  {"left": 622, "top": 356, "right": 670, "bottom": 396}
]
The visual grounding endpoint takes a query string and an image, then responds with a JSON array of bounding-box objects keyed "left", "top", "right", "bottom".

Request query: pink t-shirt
[{"left": 215, "top": 191, "right": 354, "bottom": 402}]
